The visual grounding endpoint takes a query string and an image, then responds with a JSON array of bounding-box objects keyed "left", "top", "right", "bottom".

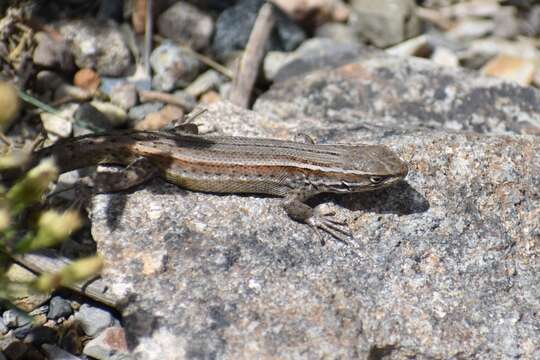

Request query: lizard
[{"left": 8, "top": 124, "right": 408, "bottom": 243}]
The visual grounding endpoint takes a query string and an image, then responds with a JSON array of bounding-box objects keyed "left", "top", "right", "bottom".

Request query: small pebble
[
  {"left": 431, "top": 47, "right": 459, "bottom": 67},
  {"left": 273, "top": 0, "right": 349, "bottom": 24},
  {"left": 481, "top": 54, "right": 535, "bottom": 86},
  {"left": 74, "top": 304, "right": 115, "bottom": 337},
  {"left": 110, "top": 83, "right": 138, "bottom": 110},
  {"left": 47, "top": 296, "right": 73, "bottom": 320},
  {"left": 150, "top": 42, "right": 202, "bottom": 91},
  {"left": 35, "top": 71, "right": 64, "bottom": 94},
  {"left": 83, "top": 327, "right": 129, "bottom": 360},
  {"left": 100, "top": 77, "right": 127, "bottom": 96},
  {"left": 29, "top": 305, "right": 49, "bottom": 317},
  {"left": 171, "top": 90, "right": 197, "bottom": 111},
  {"left": 3, "top": 309, "right": 31, "bottom": 329},
  {"left": 185, "top": 70, "right": 225, "bottom": 98},
  {"left": 74, "top": 103, "right": 113, "bottom": 131},
  {"left": 157, "top": 2, "right": 214, "bottom": 51},
  {"left": 3, "top": 342, "right": 39, "bottom": 360},
  {"left": 58, "top": 19, "right": 132, "bottom": 76},
  {"left": 13, "top": 322, "right": 33, "bottom": 339},
  {"left": 41, "top": 344, "right": 82, "bottom": 360},
  {"left": 128, "top": 102, "right": 164, "bottom": 122},
  {"left": 24, "top": 326, "right": 58, "bottom": 345},
  {"left": 74, "top": 68, "right": 101, "bottom": 93},
  {"left": 350, "top": 0, "right": 420, "bottom": 47},
  {"left": 314, "top": 22, "right": 359, "bottom": 43},
  {"left": 212, "top": 0, "right": 305, "bottom": 60},
  {"left": 41, "top": 109, "right": 75, "bottom": 138},
  {"left": 60, "top": 321, "right": 84, "bottom": 355},
  {"left": 134, "top": 104, "right": 184, "bottom": 131},
  {"left": 33, "top": 31, "right": 74, "bottom": 72},
  {"left": 0, "top": 317, "right": 8, "bottom": 334},
  {"left": 218, "top": 82, "right": 232, "bottom": 99},
  {"left": 200, "top": 90, "right": 221, "bottom": 105},
  {"left": 90, "top": 100, "right": 128, "bottom": 127}
]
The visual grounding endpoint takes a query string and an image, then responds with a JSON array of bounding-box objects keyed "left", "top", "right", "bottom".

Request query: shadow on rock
[{"left": 321, "top": 181, "right": 429, "bottom": 216}]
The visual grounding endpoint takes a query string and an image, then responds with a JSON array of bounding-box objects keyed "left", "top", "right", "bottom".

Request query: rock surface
[
  {"left": 91, "top": 96, "right": 538, "bottom": 358},
  {"left": 264, "top": 37, "right": 365, "bottom": 82},
  {"left": 254, "top": 52, "right": 540, "bottom": 136}
]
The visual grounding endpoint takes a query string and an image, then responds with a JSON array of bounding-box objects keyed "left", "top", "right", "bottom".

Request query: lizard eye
[{"left": 369, "top": 176, "right": 385, "bottom": 185}]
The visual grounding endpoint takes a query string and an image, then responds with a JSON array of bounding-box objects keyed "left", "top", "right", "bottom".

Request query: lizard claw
[{"left": 307, "top": 206, "right": 353, "bottom": 244}]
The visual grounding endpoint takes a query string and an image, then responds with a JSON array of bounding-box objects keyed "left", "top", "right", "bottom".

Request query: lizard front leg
[{"left": 282, "top": 189, "right": 352, "bottom": 244}]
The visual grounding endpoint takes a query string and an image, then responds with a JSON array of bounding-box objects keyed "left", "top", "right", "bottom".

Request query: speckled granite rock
[
  {"left": 254, "top": 52, "right": 540, "bottom": 136},
  {"left": 90, "top": 101, "right": 539, "bottom": 359},
  {"left": 57, "top": 19, "right": 132, "bottom": 77}
]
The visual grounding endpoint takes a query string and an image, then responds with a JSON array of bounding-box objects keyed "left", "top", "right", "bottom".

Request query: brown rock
[
  {"left": 481, "top": 54, "right": 536, "bottom": 86},
  {"left": 74, "top": 68, "right": 101, "bottom": 93},
  {"left": 272, "top": 0, "right": 350, "bottom": 25},
  {"left": 199, "top": 90, "right": 221, "bottom": 105},
  {"left": 83, "top": 327, "right": 128, "bottom": 359},
  {"left": 134, "top": 105, "right": 184, "bottom": 130}
]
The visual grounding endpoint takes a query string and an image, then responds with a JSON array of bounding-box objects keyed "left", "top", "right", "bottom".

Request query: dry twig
[
  {"left": 139, "top": 90, "right": 195, "bottom": 111},
  {"left": 154, "top": 35, "right": 234, "bottom": 79},
  {"left": 229, "top": 3, "right": 275, "bottom": 108}
]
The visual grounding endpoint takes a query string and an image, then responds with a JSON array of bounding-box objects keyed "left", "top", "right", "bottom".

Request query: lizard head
[
  {"left": 308, "top": 144, "right": 408, "bottom": 194},
  {"left": 356, "top": 144, "right": 408, "bottom": 188}
]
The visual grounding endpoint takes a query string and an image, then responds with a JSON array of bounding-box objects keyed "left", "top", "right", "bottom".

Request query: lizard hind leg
[
  {"left": 66, "top": 157, "right": 158, "bottom": 210},
  {"left": 89, "top": 157, "right": 158, "bottom": 194}
]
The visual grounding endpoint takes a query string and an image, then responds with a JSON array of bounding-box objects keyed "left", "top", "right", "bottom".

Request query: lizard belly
[{"left": 163, "top": 170, "right": 291, "bottom": 197}]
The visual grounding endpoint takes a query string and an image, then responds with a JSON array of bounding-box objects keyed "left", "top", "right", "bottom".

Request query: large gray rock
[
  {"left": 90, "top": 98, "right": 539, "bottom": 358},
  {"left": 264, "top": 37, "right": 366, "bottom": 82},
  {"left": 254, "top": 52, "right": 540, "bottom": 136}
]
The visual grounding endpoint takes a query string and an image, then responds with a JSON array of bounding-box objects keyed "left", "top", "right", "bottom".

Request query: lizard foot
[{"left": 306, "top": 205, "right": 352, "bottom": 244}]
